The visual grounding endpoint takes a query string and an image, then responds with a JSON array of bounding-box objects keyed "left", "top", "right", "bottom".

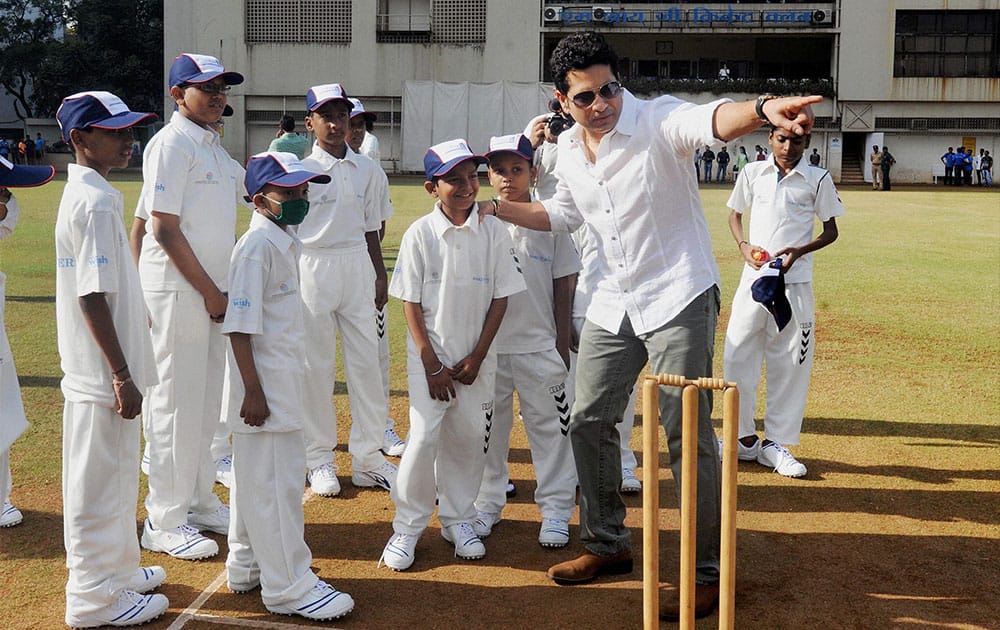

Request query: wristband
[
  {"left": 113, "top": 376, "right": 132, "bottom": 387},
  {"left": 428, "top": 364, "right": 445, "bottom": 377},
  {"left": 755, "top": 94, "right": 779, "bottom": 126},
  {"left": 738, "top": 240, "right": 748, "bottom": 248},
  {"left": 112, "top": 364, "right": 129, "bottom": 376}
]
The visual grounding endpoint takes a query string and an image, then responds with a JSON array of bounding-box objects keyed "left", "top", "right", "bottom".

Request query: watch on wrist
[{"left": 756, "top": 93, "right": 779, "bottom": 126}]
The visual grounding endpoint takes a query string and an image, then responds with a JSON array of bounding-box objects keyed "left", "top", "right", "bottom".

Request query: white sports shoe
[
  {"left": 187, "top": 504, "right": 230, "bottom": 535},
  {"left": 266, "top": 580, "right": 354, "bottom": 621},
  {"left": 66, "top": 589, "right": 168, "bottom": 628},
  {"left": 127, "top": 566, "right": 166, "bottom": 593},
  {"left": 379, "top": 532, "right": 419, "bottom": 571},
  {"left": 716, "top": 436, "right": 761, "bottom": 461},
  {"left": 538, "top": 518, "right": 570, "bottom": 548},
  {"left": 441, "top": 521, "right": 486, "bottom": 560},
  {"left": 141, "top": 519, "right": 218, "bottom": 560},
  {"left": 351, "top": 459, "right": 398, "bottom": 490},
  {"left": 382, "top": 422, "right": 407, "bottom": 457},
  {"left": 308, "top": 462, "right": 341, "bottom": 496},
  {"left": 472, "top": 511, "right": 501, "bottom": 538},
  {"left": 620, "top": 468, "right": 641, "bottom": 493},
  {"left": 757, "top": 441, "right": 807, "bottom": 478},
  {"left": 215, "top": 455, "right": 233, "bottom": 488},
  {"left": 1, "top": 500, "right": 23, "bottom": 527}
]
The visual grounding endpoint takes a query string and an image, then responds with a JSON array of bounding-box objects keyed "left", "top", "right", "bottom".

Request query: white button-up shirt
[
  {"left": 139, "top": 112, "right": 239, "bottom": 291},
  {"left": 298, "top": 143, "right": 386, "bottom": 250},
  {"left": 223, "top": 212, "right": 306, "bottom": 433},
  {"left": 389, "top": 203, "right": 525, "bottom": 374},
  {"left": 542, "top": 89, "right": 727, "bottom": 335}
]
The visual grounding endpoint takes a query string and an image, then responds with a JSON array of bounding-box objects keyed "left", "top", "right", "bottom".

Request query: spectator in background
[
  {"left": 694, "top": 146, "right": 703, "bottom": 182},
  {"left": 880, "top": 145, "right": 895, "bottom": 191},
  {"left": 701, "top": 145, "right": 715, "bottom": 183},
  {"left": 718, "top": 63, "right": 731, "bottom": 80},
  {"left": 808, "top": 148, "right": 820, "bottom": 167},
  {"left": 961, "top": 148, "right": 974, "bottom": 186},
  {"left": 733, "top": 145, "right": 749, "bottom": 180},
  {"left": 755, "top": 145, "right": 767, "bottom": 161},
  {"left": 34, "top": 134, "right": 45, "bottom": 163},
  {"left": 940, "top": 147, "right": 954, "bottom": 185},
  {"left": 268, "top": 114, "right": 310, "bottom": 159},
  {"left": 980, "top": 150, "right": 992, "bottom": 187},
  {"left": 716, "top": 146, "right": 730, "bottom": 182},
  {"left": 870, "top": 145, "right": 882, "bottom": 190},
  {"left": 24, "top": 137, "right": 35, "bottom": 165},
  {"left": 974, "top": 149, "right": 983, "bottom": 186}
]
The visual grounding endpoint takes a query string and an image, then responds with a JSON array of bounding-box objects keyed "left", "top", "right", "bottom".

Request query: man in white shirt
[{"left": 486, "top": 31, "right": 818, "bottom": 620}]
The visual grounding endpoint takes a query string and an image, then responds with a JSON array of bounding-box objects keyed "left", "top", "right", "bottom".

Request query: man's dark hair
[
  {"left": 280, "top": 114, "right": 295, "bottom": 133},
  {"left": 549, "top": 31, "right": 619, "bottom": 95}
]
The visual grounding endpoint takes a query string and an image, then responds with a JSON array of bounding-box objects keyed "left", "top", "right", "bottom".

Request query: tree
[
  {"left": 31, "top": 0, "right": 163, "bottom": 118},
  {"left": 0, "top": 0, "right": 66, "bottom": 119}
]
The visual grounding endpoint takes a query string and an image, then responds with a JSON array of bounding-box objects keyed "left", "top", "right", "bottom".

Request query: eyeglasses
[
  {"left": 568, "top": 80, "right": 622, "bottom": 108},
  {"left": 184, "top": 83, "right": 231, "bottom": 95}
]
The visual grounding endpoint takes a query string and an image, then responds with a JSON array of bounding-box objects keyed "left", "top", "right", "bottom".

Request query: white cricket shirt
[{"left": 299, "top": 143, "right": 384, "bottom": 249}]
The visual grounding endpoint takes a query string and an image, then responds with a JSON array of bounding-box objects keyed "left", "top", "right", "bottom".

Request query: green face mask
[{"left": 264, "top": 196, "right": 310, "bottom": 225}]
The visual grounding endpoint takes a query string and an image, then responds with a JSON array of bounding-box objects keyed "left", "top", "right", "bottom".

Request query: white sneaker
[
  {"left": 351, "top": 459, "right": 397, "bottom": 490},
  {"left": 472, "top": 511, "right": 501, "bottom": 538},
  {"left": 382, "top": 422, "right": 407, "bottom": 457},
  {"left": 266, "top": 580, "right": 354, "bottom": 621},
  {"left": 716, "top": 436, "right": 761, "bottom": 461},
  {"left": 187, "top": 504, "right": 230, "bottom": 535},
  {"left": 227, "top": 565, "right": 261, "bottom": 593},
  {"left": 308, "top": 462, "right": 341, "bottom": 496},
  {"left": 215, "top": 455, "right": 232, "bottom": 488},
  {"left": 441, "top": 521, "right": 486, "bottom": 560},
  {"left": 538, "top": 518, "right": 570, "bottom": 548},
  {"left": 141, "top": 519, "right": 218, "bottom": 560},
  {"left": 140, "top": 443, "right": 150, "bottom": 476},
  {"left": 127, "top": 566, "right": 166, "bottom": 593},
  {"left": 757, "top": 441, "right": 807, "bottom": 478},
  {"left": 66, "top": 589, "right": 168, "bottom": 628},
  {"left": 1, "top": 500, "right": 23, "bottom": 527},
  {"left": 620, "top": 468, "right": 641, "bottom": 493},
  {"left": 379, "top": 532, "right": 419, "bottom": 571}
]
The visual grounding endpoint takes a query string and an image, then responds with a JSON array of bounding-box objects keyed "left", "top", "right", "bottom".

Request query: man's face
[
  {"left": 306, "top": 101, "right": 351, "bottom": 153},
  {"left": 769, "top": 130, "right": 808, "bottom": 169},
  {"left": 556, "top": 64, "right": 622, "bottom": 139},
  {"left": 348, "top": 115, "right": 366, "bottom": 152}
]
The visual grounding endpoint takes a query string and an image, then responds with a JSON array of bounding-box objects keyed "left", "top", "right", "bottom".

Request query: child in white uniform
[
  {"left": 379, "top": 139, "right": 524, "bottom": 571},
  {"left": 0, "top": 158, "right": 55, "bottom": 528},
  {"left": 723, "top": 127, "right": 844, "bottom": 478},
  {"left": 223, "top": 151, "right": 354, "bottom": 621},
  {"left": 473, "top": 134, "right": 581, "bottom": 548},
  {"left": 55, "top": 90, "right": 168, "bottom": 628},
  {"left": 138, "top": 53, "right": 244, "bottom": 559},
  {"left": 298, "top": 84, "right": 396, "bottom": 496}
]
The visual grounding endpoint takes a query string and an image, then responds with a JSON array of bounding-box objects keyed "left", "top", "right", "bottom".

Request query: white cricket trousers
[
  {"left": 227, "top": 430, "right": 317, "bottom": 607},
  {"left": 143, "top": 290, "right": 225, "bottom": 530},
  {"left": 1, "top": 449, "right": 10, "bottom": 507},
  {"left": 392, "top": 372, "right": 495, "bottom": 535},
  {"left": 299, "top": 247, "right": 387, "bottom": 472},
  {"left": 723, "top": 279, "right": 816, "bottom": 446},
  {"left": 62, "top": 400, "right": 141, "bottom": 625},
  {"left": 569, "top": 318, "right": 638, "bottom": 471},
  {"left": 476, "top": 350, "right": 577, "bottom": 520}
]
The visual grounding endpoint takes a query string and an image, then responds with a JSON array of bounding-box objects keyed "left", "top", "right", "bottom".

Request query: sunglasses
[
  {"left": 184, "top": 83, "right": 231, "bottom": 95},
  {"left": 568, "top": 80, "right": 622, "bottom": 108}
]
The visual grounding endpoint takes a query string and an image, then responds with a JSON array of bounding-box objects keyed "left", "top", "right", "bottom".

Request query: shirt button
[
  {"left": 605, "top": 209, "right": 611, "bottom": 214},
  {"left": 611, "top": 236, "right": 617, "bottom": 241}
]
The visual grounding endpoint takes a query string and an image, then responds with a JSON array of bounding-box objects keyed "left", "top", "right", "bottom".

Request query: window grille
[
  {"left": 246, "top": 0, "right": 352, "bottom": 44},
  {"left": 431, "top": 0, "right": 486, "bottom": 44}
]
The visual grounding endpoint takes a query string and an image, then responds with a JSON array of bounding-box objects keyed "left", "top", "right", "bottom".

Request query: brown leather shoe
[
  {"left": 658, "top": 583, "right": 720, "bottom": 621},
  {"left": 546, "top": 550, "right": 633, "bottom": 585}
]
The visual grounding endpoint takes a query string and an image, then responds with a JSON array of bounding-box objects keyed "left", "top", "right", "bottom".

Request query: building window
[
  {"left": 376, "top": 0, "right": 485, "bottom": 44},
  {"left": 246, "top": 0, "right": 352, "bottom": 44},
  {"left": 894, "top": 10, "right": 999, "bottom": 77},
  {"left": 377, "top": 0, "right": 431, "bottom": 43}
]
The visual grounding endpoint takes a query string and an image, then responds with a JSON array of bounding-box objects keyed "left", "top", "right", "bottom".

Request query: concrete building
[{"left": 165, "top": 0, "right": 999, "bottom": 183}]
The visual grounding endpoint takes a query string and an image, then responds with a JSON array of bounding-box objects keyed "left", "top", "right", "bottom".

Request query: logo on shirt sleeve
[
  {"left": 231, "top": 296, "right": 251, "bottom": 311},
  {"left": 87, "top": 254, "right": 109, "bottom": 269}
]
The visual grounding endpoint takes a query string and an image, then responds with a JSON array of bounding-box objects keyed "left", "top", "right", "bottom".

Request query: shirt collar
[
  {"left": 612, "top": 88, "right": 640, "bottom": 137},
  {"left": 249, "top": 210, "right": 296, "bottom": 253},
  {"left": 307, "top": 142, "right": 358, "bottom": 169},
  {"left": 170, "top": 111, "right": 219, "bottom": 146},
  {"left": 66, "top": 162, "right": 120, "bottom": 197},
  {"left": 429, "top": 201, "right": 481, "bottom": 238},
  {"left": 764, "top": 155, "right": 810, "bottom": 180}
]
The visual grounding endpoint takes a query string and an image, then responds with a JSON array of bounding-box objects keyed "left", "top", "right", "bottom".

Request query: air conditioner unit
[
  {"left": 591, "top": 6, "right": 612, "bottom": 22},
  {"left": 543, "top": 6, "right": 563, "bottom": 23},
  {"left": 810, "top": 9, "right": 833, "bottom": 25}
]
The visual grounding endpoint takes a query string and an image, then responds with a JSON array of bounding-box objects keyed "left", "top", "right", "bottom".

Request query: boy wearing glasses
[
  {"left": 481, "top": 31, "right": 819, "bottom": 619},
  {"left": 136, "top": 53, "right": 243, "bottom": 560}
]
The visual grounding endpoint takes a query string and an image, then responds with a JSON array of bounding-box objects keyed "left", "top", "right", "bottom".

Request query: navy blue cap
[
  {"left": 423, "top": 138, "right": 487, "bottom": 181},
  {"left": 169, "top": 53, "right": 244, "bottom": 88},
  {"left": 485, "top": 134, "right": 534, "bottom": 162},
  {"left": 306, "top": 84, "right": 353, "bottom": 113},
  {"left": 56, "top": 91, "right": 158, "bottom": 142},
  {"left": 751, "top": 258, "right": 792, "bottom": 331},
  {"left": 244, "top": 151, "right": 331, "bottom": 199},
  {"left": 0, "top": 155, "right": 55, "bottom": 187},
  {"left": 347, "top": 98, "right": 377, "bottom": 121}
]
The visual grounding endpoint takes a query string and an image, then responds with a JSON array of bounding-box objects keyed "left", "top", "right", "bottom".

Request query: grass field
[{"left": 1, "top": 178, "right": 998, "bottom": 629}]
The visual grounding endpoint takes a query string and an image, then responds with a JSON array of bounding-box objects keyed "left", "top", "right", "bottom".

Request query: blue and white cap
[
  {"left": 348, "top": 98, "right": 377, "bottom": 121},
  {"left": 306, "top": 84, "right": 353, "bottom": 112},
  {"left": 169, "top": 53, "right": 244, "bottom": 88},
  {"left": 244, "top": 151, "right": 332, "bottom": 199},
  {"left": 423, "top": 138, "right": 487, "bottom": 181},
  {"left": 0, "top": 155, "right": 55, "bottom": 187},
  {"left": 56, "top": 91, "right": 158, "bottom": 142},
  {"left": 750, "top": 258, "right": 792, "bottom": 332},
  {"left": 485, "top": 134, "right": 534, "bottom": 162}
]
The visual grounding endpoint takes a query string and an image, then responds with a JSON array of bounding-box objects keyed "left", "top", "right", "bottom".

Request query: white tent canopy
[{"left": 402, "top": 80, "right": 554, "bottom": 172}]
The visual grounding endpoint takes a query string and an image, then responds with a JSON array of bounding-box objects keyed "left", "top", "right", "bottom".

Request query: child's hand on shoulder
[{"left": 241, "top": 385, "right": 270, "bottom": 427}]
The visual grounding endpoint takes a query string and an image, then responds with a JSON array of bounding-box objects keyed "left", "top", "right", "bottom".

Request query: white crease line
[
  {"left": 186, "top": 612, "right": 347, "bottom": 629},
  {"left": 166, "top": 487, "right": 318, "bottom": 629}
]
